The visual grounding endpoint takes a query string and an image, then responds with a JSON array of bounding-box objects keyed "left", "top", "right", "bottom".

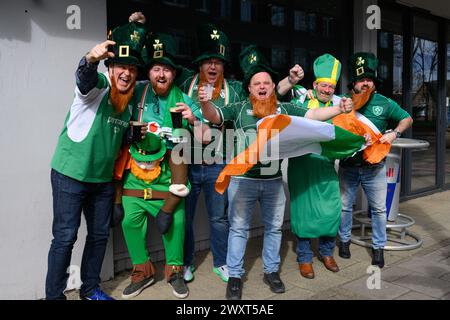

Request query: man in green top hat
[
  {"left": 338, "top": 52, "right": 413, "bottom": 268},
  {"left": 289, "top": 54, "right": 344, "bottom": 279},
  {"left": 199, "top": 45, "right": 354, "bottom": 300},
  {"left": 46, "top": 21, "right": 146, "bottom": 300},
  {"left": 120, "top": 28, "right": 209, "bottom": 299}
]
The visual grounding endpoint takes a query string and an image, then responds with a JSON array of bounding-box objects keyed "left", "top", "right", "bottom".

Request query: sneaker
[
  {"left": 169, "top": 271, "right": 189, "bottom": 299},
  {"left": 183, "top": 265, "right": 195, "bottom": 282},
  {"left": 213, "top": 265, "right": 229, "bottom": 282},
  {"left": 81, "top": 288, "right": 115, "bottom": 300},
  {"left": 226, "top": 277, "right": 242, "bottom": 300},
  {"left": 263, "top": 272, "right": 285, "bottom": 294},
  {"left": 122, "top": 276, "right": 155, "bottom": 299}
]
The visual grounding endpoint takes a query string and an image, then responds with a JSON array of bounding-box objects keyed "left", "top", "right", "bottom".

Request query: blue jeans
[
  {"left": 338, "top": 164, "right": 387, "bottom": 249},
  {"left": 296, "top": 237, "right": 336, "bottom": 263},
  {"left": 46, "top": 169, "right": 113, "bottom": 299},
  {"left": 226, "top": 177, "right": 286, "bottom": 278},
  {"left": 184, "top": 164, "right": 229, "bottom": 268}
]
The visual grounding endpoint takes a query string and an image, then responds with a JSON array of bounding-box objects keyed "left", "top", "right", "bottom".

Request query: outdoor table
[{"left": 351, "top": 138, "right": 430, "bottom": 250}]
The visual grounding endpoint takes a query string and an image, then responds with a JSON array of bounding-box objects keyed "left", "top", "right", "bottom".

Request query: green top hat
[
  {"left": 130, "top": 132, "right": 167, "bottom": 162},
  {"left": 239, "top": 45, "right": 279, "bottom": 93},
  {"left": 142, "top": 32, "right": 180, "bottom": 72},
  {"left": 105, "top": 22, "right": 146, "bottom": 68},
  {"left": 348, "top": 52, "right": 379, "bottom": 84},
  {"left": 193, "top": 24, "right": 230, "bottom": 64},
  {"left": 314, "top": 54, "right": 341, "bottom": 86}
]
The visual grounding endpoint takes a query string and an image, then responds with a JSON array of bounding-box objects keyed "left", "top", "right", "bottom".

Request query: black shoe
[
  {"left": 122, "top": 276, "right": 155, "bottom": 299},
  {"left": 371, "top": 248, "right": 385, "bottom": 268},
  {"left": 226, "top": 277, "right": 242, "bottom": 300},
  {"left": 338, "top": 241, "right": 351, "bottom": 259},
  {"left": 168, "top": 271, "right": 189, "bottom": 299},
  {"left": 263, "top": 272, "right": 285, "bottom": 294}
]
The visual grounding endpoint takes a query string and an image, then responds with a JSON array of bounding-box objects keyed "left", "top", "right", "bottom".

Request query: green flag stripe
[{"left": 320, "top": 126, "right": 364, "bottom": 160}]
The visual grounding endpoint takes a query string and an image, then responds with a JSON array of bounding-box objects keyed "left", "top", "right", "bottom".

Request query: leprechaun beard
[
  {"left": 249, "top": 91, "right": 277, "bottom": 118},
  {"left": 199, "top": 71, "right": 224, "bottom": 100},
  {"left": 110, "top": 75, "right": 136, "bottom": 113},
  {"left": 151, "top": 77, "right": 174, "bottom": 97}
]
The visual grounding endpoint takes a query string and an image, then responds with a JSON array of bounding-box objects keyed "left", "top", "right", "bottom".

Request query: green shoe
[
  {"left": 183, "top": 265, "right": 195, "bottom": 282},
  {"left": 213, "top": 265, "right": 229, "bottom": 282}
]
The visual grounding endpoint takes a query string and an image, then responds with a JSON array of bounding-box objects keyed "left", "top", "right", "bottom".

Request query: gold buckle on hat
[
  {"left": 154, "top": 50, "right": 163, "bottom": 58},
  {"left": 356, "top": 67, "right": 364, "bottom": 76},
  {"left": 143, "top": 188, "right": 153, "bottom": 200},
  {"left": 119, "top": 45, "right": 129, "bottom": 57},
  {"left": 219, "top": 44, "right": 225, "bottom": 56}
]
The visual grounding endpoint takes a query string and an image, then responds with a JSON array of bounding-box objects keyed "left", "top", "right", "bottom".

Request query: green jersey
[
  {"left": 219, "top": 99, "right": 308, "bottom": 178},
  {"left": 51, "top": 72, "right": 133, "bottom": 183}
]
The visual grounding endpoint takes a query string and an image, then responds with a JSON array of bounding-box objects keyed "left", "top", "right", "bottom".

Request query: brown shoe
[
  {"left": 298, "top": 263, "right": 315, "bottom": 279},
  {"left": 319, "top": 256, "right": 339, "bottom": 272}
]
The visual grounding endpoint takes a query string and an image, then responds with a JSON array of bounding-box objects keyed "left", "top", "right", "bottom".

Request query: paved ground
[{"left": 67, "top": 190, "right": 450, "bottom": 300}]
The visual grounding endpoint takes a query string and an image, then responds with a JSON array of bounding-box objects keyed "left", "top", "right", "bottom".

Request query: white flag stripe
[{"left": 355, "top": 111, "right": 381, "bottom": 135}]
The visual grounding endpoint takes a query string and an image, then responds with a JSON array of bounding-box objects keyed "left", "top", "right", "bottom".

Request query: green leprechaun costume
[
  {"left": 120, "top": 32, "right": 203, "bottom": 299},
  {"left": 289, "top": 54, "right": 343, "bottom": 239}
]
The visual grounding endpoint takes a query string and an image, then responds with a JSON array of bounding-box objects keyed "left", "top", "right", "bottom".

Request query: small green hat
[
  {"left": 314, "top": 54, "right": 341, "bottom": 85},
  {"left": 348, "top": 52, "right": 379, "bottom": 84},
  {"left": 239, "top": 45, "right": 279, "bottom": 93},
  {"left": 142, "top": 32, "right": 180, "bottom": 72},
  {"left": 129, "top": 132, "right": 167, "bottom": 162},
  {"left": 193, "top": 24, "right": 230, "bottom": 64},
  {"left": 105, "top": 22, "right": 146, "bottom": 68}
]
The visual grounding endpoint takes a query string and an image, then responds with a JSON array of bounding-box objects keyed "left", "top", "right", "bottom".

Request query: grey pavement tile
[
  {"left": 395, "top": 257, "right": 450, "bottom": 278},
  {"left": 332, "top": 260, "right": 371, "bottom": 280},
  {"left": 395, "top": 291, "right": 437, "bottom": 300},
  {"left": 292, "top": 271, "right": 350, "bottom": 293},
  {"left": 342, "top": 277, "right": 410, "bottom": 300},
  {"left": 380, "top": 266, "right": 415, "bottom": 282},
  {"left": 441, "top": 293, "right": 450, "bottom": 300},
  {"left": 439, "top": 273, "right": 450, "bottom": 282},
  {"left": 307, "top": 287, "right": 368, "bottom": 300},
  {"left": 268, "top": 287, "right": 315, "bottom": 300},
  {"left": 392, "top": 273, "right": 450, "bottom": 299}
]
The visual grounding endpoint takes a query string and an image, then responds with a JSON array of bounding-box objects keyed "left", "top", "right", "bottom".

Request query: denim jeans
[
  {"left": 226, "top": 177, "right": 286, "bottom": 278},
  {"left": 296, "top": 237, "right": 336, "bottom": 263},
  {"left": 338, "top": 164, "right": 387, "bottom": 249},
  {"left": 46, "top": 169, "right": 113, "bottom": 299},
  {"left": 184, "top": 164, "right": 229, "bottom": 268}
]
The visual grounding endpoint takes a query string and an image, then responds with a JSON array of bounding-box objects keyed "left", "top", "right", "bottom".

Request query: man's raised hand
[{"left": 86, "top": 40, "right": 115, "bottom": 63}]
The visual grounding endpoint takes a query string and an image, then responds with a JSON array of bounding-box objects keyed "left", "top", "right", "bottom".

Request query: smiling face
[
  {"left": 108, "top": 64, "right": 138, "bottom": 93},
  {"left": 313, "top": 81, "right": 336, "bottom": 103},
  {"left": 248, "top": 72, "right": 275, "bottom": 100},
  {"left": 199, "top": 58, "right": 224, "bottom": 84},
  {"left": 148, "top": 63, "right": 176, "bottom": 96},
  {"left": 353, "top": 77, "right": 375, "bottom": 94}
]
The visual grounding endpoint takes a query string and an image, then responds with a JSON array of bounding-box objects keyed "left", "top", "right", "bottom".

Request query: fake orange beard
[
  {"left": 151, "top": 78, "right": 173, "bottom": 97},
  {"left": 351, "top": 86, "right": 375, "bottom": 110},
  {"left": 130, "top": 159, "right": 162, "bottom": 184},
  {"left": 250, "top": 91, "right": 277, "bottom": 118},
  {"left": 199, "top": 71, "right": 224, "bottom": 101},
  {"left": 110, "top": 76, "right": 135, "bottom": 113}
]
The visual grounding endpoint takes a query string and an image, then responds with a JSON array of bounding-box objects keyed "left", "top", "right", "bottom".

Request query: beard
[
  {"left": 199, "top": 71, "right": 224, "bottom": 101},
  {"left": 110, "top": 75, "right": 135, "bottom": 114},
  {"left": 351, "top": 86, "right": 375, "bottom": 110},
  {"left": 151, "top": 78, "right": 173, "bottom": 97},
  {"left": 250, "top": 91, "right": 277, "bottom": 118}
]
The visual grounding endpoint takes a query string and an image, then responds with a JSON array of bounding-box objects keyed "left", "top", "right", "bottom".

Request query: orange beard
[
  {"left": 351, "top": 86, "right": 375, "bottom": 110},
  {"left": 199, "top": 71, "right": 224, "bottom": 101},
  {"left": 130, "top": 159, "right": 162, "bottom": 184},
  {"left": 110, "top": 76, "right": 135, "bottom": 113},
  {"left": 151, "top": 78, "right": 173, "bottom": 97},
  {"left": 250, "top": 91, "right": 277, "bottom": 118}
]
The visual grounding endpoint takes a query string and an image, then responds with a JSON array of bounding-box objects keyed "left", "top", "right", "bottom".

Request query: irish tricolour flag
[{"left": 215, "top": 114, "right": 365, "bottom": 193}]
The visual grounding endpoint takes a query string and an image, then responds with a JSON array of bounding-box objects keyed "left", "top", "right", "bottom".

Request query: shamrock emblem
[
  {"left": 210, "top": 30, "right": 220, "bottom": 40},
  {"left": 153, "top": 39, "right": 163, "bottom": 50}
]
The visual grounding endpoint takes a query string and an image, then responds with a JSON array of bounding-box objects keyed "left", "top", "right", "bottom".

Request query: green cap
[
  {"left": 142, "top": 32, "right": 180, "bottom": 72},
  {"left": 348, "top": 52, "right": 379, "bottom": 84},
  {"left": 239, "top": 45, "right": 279, "bottom": 93},
  {"left": 105, "top": 22, "right": 146, "bottom": 68},
  {"left": 129, "top": 132, "right": 167, "bottom": 162},
  {"left": 193, "top": 24, "right": 230, "bottom": 64},
  {"left": 314, "top": 54, "right": 341, "bottom": 85}
]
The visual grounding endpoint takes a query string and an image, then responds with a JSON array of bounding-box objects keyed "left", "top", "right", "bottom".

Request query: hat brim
[
  {"left": 243, "top": 65, "right": 279, "bottom": 93},
  {"left": 104, "top": 57, "right": 143, "bottom": 68},
  {"left": 192, "top": 53, "right": 229, "bottom": 65},
  {"left": 348, "top": 73, "right": 383, "bottom": 90},
  {"left": 129, "top": 141, "right": 167, "bottom": 162}
]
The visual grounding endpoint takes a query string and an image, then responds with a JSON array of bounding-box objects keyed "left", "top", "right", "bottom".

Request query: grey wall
[{"left": 0, "top": 0, "right": 109, "bottom": 300}]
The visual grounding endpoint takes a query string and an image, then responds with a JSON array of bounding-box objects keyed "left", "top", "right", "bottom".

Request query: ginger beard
[
  {"left": 199, "top": 70, "right": 224, "bottom": 100},
  {"left": 110, "top": 74, "right": 136, "bottom": 113},
  {"left": 250, "top": 91, "right": 277, "bottom": 118},
  {"left": 151, "top": 76, "right": 173, "bottom": 97}
]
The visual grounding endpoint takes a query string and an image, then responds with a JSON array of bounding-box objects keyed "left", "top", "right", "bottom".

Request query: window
[
  {"left": 294, "top": 48, "right": 307, "bottom": 67},
  {"left": 162, "top": 0, "right": 189, "bottom": 7},
  {"left": 271, "top": 47, "right": 288, "bottom": 69},
  {"left": 220, "top": 0, "right": 232, "bottom": 18},
  {"left": 195, "top": 0, "right": 211, "bottom": 13},
  {"left": 240, "top": 0, "right": 253, "bottom": 22},
  {"left": 271, "top": 6, "right": 285, "bottom": 27},
  {"left": 294, "top": 10, "right": 307, "bottom": 31}
]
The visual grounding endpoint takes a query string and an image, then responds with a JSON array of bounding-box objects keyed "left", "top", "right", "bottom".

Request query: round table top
[{"left": 392, "top": 138, "right": 430, "bottom": 149}]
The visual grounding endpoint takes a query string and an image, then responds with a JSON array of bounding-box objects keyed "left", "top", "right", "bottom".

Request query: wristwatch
[{"left": 385, "top": 129, "right": 401, "bottom": 138}]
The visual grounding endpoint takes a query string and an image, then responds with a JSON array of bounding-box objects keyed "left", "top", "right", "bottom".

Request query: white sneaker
[
  {"left": 183, "top": 265, "right": 194, "bottom": 282},
  {"left": 213, "top": 265, "right": 229, "bottom": 282}
]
